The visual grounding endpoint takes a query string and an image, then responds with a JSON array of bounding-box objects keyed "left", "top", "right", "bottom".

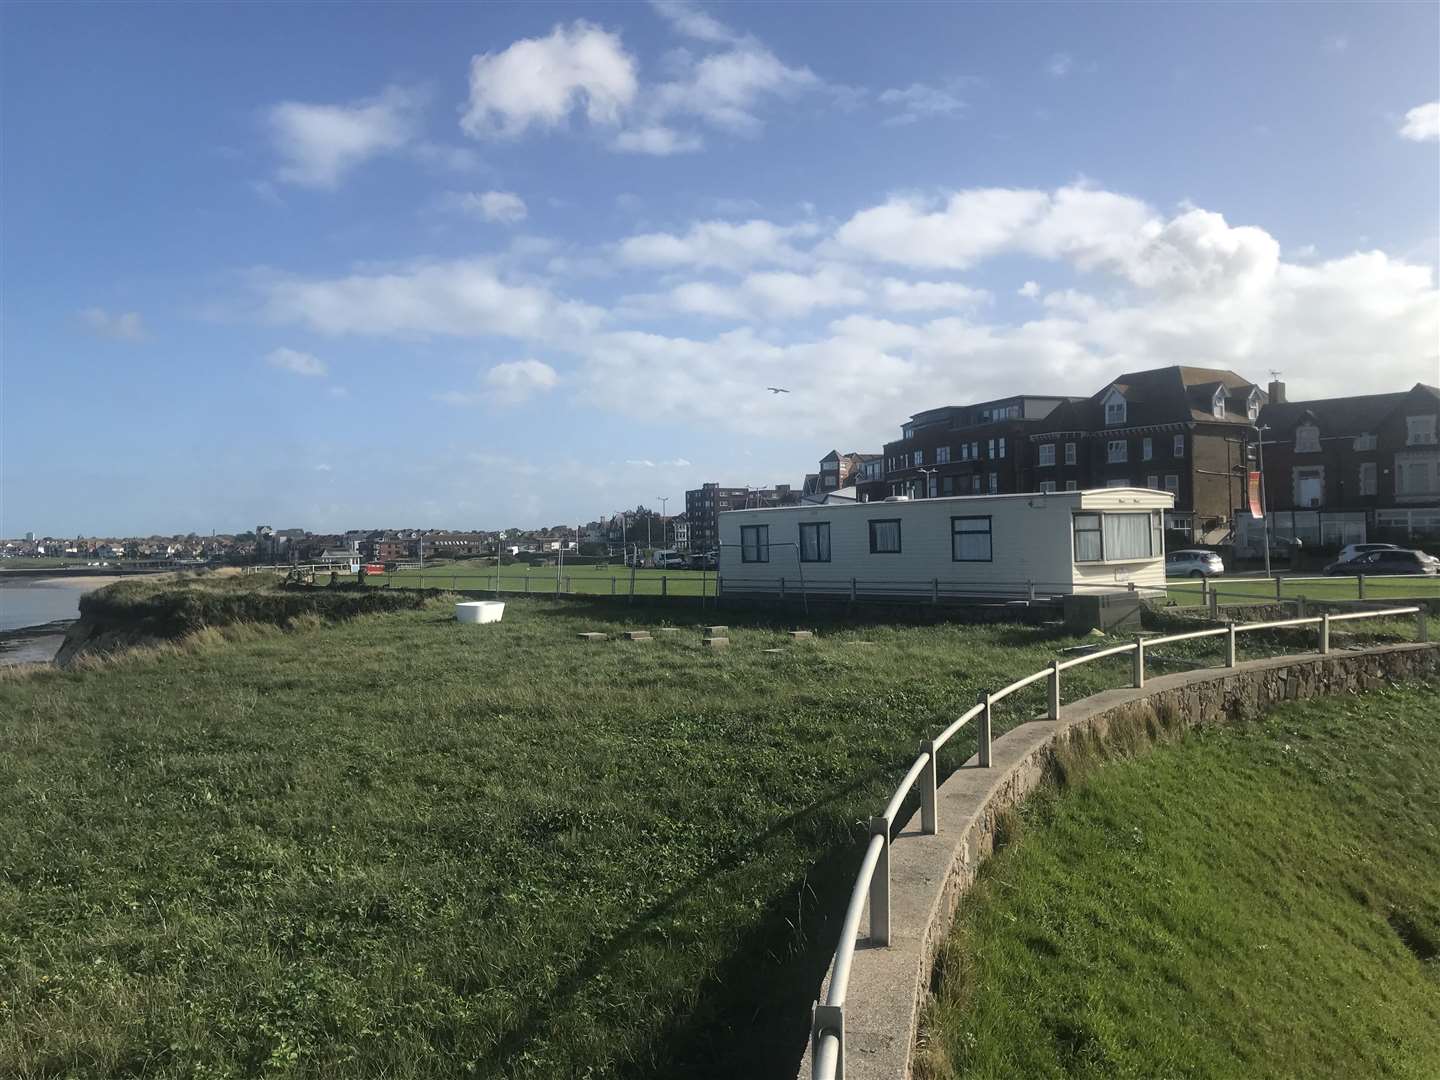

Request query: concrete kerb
[{"left": 796, "top": 640, "right": 1440, "bottom": 1080}]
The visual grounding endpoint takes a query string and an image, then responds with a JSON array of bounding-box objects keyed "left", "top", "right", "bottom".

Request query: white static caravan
[{"left": 716, "top": 488, "right": 1174, "bottom": 601}]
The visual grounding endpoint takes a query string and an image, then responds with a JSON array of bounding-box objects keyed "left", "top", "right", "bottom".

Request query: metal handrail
[{"left": 810, "top": 601, "right": 1426, "bottom": 1080}]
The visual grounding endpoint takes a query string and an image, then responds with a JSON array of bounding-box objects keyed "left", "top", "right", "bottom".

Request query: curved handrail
[{"left": 811, "top": 602, "right": 1424, "bottom": 1080}]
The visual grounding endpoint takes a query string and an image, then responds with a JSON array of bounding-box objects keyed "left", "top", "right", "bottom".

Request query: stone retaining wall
[{"left": 796, "top": 641, "right": 1440, "bottom": 1080}]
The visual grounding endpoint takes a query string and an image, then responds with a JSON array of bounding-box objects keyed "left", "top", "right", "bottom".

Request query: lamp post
[
  {"left": 1251, "top": 424, "right": 1272, "bottom": 577},
  {"left": 916, "top": 466, "right": 937, "bottom": 499},
  {"left": 658, "top": 496, "right": 669, "bottom": 547}
]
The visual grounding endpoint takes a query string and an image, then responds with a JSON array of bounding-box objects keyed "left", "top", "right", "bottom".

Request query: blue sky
[{"left": 3, "top": 0, "right": 1437, "bottom": 537}]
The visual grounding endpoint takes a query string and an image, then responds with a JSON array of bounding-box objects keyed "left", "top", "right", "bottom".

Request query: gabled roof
[
  {"left": 1035, "top": 365, "right": 1262, "bottom": 434},
  {"left": 1257, "top": 383, "right": 1439, "bottom": 436}
]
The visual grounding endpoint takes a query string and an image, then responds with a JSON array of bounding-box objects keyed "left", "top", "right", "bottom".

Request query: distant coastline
[{"left": 0, "top": 575, "right": 133, "bottom": 666}]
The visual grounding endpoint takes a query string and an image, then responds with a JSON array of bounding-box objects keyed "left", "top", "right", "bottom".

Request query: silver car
[{"left": 1165, "top": 549, "right": 1225, "bottom": 578}]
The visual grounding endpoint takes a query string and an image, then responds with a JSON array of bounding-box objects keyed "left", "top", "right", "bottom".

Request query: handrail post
[
  {"left": 1358, "top": 573, "right": 1366, "bottom": 600},
  {"left": 661, "top": 575, "right": 668, "bottom": 598},
  {"left": 1132, "top": 636, "right": 1146, "bottom": 689},
  {"left": 1048, "top": 660, "right": 1060, "bottom": 720},
  {"left": 1028, "top": 579, "right": 1036, "bottom": 602},
  {"left": 1208, "top": 584, "right": 1219, "bottom": 620},
  {"left": 978, "top": 691, "right": 992, "bottom": 768},
  {"left": 869, "top": 817, "right": 891, "bottom": 945},
  {"left": 1296, "top": 595, "right": 1307, "bottom": 618},
  {"left": 1226, "top": 622, "right": 1237, "bottom": 668},
  {"left": 780, "top": 577, "right": 786, "bottom": 600},
  {"left": 932, "top": 577, "right": 939, "bottom": 605},
  {"left": 850, "top": 577, "right": 857, "bottom": 602},
  {"left": 1418, "top": 606, "right": 1429, "bottom": 643},
  {"left": 1319, "top": 612, "right": 1330, "bottom": 655},
  {"left": 811, "top": 1003, "right": 845, "bottom": 1080},
  {"left": 920, "top": 741, "right": 938, "bottom": 835},
  {"left": 1201, "top": 575, "right": 1209, "bottom": 607}
]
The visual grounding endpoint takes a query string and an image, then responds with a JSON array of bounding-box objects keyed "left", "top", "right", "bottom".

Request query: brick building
[
  {"left": 1028, "top": 366, "right": 1264, "bottom": 541},
  {"left": 684, "top": 483, "right": 799, "bottom": 553}
]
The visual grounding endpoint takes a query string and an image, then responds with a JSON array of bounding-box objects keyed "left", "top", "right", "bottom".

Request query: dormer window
[
  {"left": 1406, "top": 414, "right": 1438, "bottom": 446},
  {"left": 1212, "top": 386, "right": 1226, "bottom": 419},
  {"left": 1103, "top": 388, "right": 1127, "bottom": 426},
  {"left": 1246, "top": 388, "right": 1262, "bottom": 421},
  {"left": 1295, "top": 424, "right": 1321, "bottom": 453}
]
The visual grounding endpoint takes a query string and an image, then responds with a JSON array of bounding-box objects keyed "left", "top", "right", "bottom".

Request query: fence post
[
  {"left": 452, "top": 575, "right": 457, "bottom": 591},
  {"left": 1048, "top": 660, "right": 1061, "bottom": 720},
  {"left": 1319, "top": 612, "right": 1330, "bottom": 654},
  {"left": 611, "top": 576, "right": 617, "bottom": 596},
  {"left": 1132, "top": 636, "right": 1146, "bottom": 689},
  {"left": 932, "top": 577, "right": 940, "bottom": 605},
  {"left": 850, "top": 577, "right": 857, "bottom": 602},
  {"left": 779, "top": 577, "right": 786, "bottom": 600},
  {"left": 869, "top": 817, "right": 891, "bottom": 945},
  {"left": 1418, "top": 606, "right": 1429, "bottom": 643},
  {"left": 1208, "top": 585, "right": 1220, "bottom": 620},
  {"left": 978, "top": 691, "right": 992, "bottom": 768},
  {"left": 1358, "top": 574, "right": 1366, "bottom": 600},
  {"left": 1274, "top": 574, "right": 1283, "bottom": 601},
  {"left": 1226, "top": 622, "right": 1237, "bottom": 667},
  {"left": 523, "top": 575, "right": 530, "bottom": 594},
  {"left": 661, "top": 575, "right": 668, "bottom": 598},
  {"left": 1201, "top": 575, "right": 1209, "bottom": 607},
  {"left": 920, "top": 740, "right": 938, "bottom": 835},
  {"left": 1028, "top": 579, "right": 1036, "bottom": 603},
  {"left": 1296, "top": 595, "right": 1307, "bottom": 618}
]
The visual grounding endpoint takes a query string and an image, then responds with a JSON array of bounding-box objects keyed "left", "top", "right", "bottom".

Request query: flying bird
[{"left": 766, "top": 386, "right": 790, "bottom": 394}]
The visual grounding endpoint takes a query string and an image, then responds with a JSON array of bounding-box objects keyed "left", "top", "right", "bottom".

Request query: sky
[{"left": 2, "top": 0, "right": 1438, "bottom": 537}]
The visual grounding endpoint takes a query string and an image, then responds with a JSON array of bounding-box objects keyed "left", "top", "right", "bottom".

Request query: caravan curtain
[{"left": 1102, "top": 513, "right": 1153, "bottom": 561}]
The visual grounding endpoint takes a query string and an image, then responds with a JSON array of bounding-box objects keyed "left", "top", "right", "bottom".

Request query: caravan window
[
  {"left": 869, "top": 519, "right": 902, "bottom": 554},
  {"left": 951, "top": 517, "right": 993, "bottom": 561},
  {"left": 1074, "top": 511, "right": 1154, "bottom": 563},
  {"left": 799, "top": 522, "right": 831, "bottom": 562},
  {"left": 1073, "top": 514, "right": 1103, "bottom": 562},
  {"left": 740, "top": 525, "right": 769, "bottom": 563}
]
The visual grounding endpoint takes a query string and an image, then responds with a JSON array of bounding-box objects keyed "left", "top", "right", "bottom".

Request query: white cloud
[
  {"left": 630, "top": 268, "right": 989, "bottom": 321},
  {"left": 80, "top": 307, "right": 146, "bottom": 341},
  {"left": 268, "top": 86, "right": 422, "bottom": 188},
  {"left": 619, "top": 218, "right": 818, "bottom": 271},
  {"left": 261, "top": 259, "right": 605, "bottom": 343},
  {"left": 442, "top": 190, "right": 528, "bottom": 223},
  {"left": 1399, "top": 102, "right": 1440, "bottom": 142},
  {"left": 461, "top": 22, "right": 638, "bottom": 138},
  {"left": 878, "top": 278, "right": 989, "bottom": 311},
  {"left": 649, "top": 0, "right": 736, "bottom": 44},
  {"left": 314, "top": 463, "right": 333, "bottom": 472},
  {"left": 1018, "top": 280, "right": 1041, "bottom": 298},
  {"left": 265, "top": 347, "right": 327, "bottom": 377},
  {"left": 440, "top": 359, "right": 561, "bottom": 406},
  {"left": 877, "top": 82, "right": 966, "bottom": 125},
  {"left": 1047, "top": 52, "right": 1074, "bottom": 78},
  {"left": 612, "top": 125, "right": 704, "bottom": 155},
  {"left": 649, "top": 39, "right": 818, "bottom": 136}
]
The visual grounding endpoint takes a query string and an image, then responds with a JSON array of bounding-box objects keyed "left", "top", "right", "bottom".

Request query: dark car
[{"left": 1323, "top": 548, "right": 1439, "bottom": 576}]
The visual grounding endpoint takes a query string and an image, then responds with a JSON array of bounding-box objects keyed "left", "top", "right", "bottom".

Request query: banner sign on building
[{"left": 1247, "top": 471, "right": 1264, "bottom": 518}]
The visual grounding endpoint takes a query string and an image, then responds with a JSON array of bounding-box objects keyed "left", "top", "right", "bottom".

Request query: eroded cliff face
[{"left": 53, "top": 614, "right": 166, "bottom": 667}]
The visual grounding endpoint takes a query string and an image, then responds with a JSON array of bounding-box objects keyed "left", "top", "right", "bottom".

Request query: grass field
[
  {"left": 0, "top": 585, "right": 1426, "bottom": 1078},
  {"left": 917, "top": 681, "right": 1440, "bottom": 1080},
  {"left": 1165, "top": 573, "right": 1440, "bottom": 607}
]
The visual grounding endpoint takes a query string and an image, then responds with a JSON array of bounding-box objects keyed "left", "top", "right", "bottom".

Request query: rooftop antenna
[{"left": 1268, "top": 368, "right": 1283, "bottom": 382}]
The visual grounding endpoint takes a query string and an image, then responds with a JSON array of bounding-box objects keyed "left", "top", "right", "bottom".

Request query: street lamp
[
  {"left": 916, "top": 466, "right": 937, "bottom": 498},
  {"left": 657, "top": 496, "right": 669, "bottom": 547}
]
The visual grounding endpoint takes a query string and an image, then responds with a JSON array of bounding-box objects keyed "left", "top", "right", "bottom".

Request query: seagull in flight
[{"left": 766, "top": 386, "right": 790, "bottom": 394}]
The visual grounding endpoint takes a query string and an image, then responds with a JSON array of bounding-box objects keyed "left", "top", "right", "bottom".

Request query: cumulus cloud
[
  {"left": 80, "top": 307, "right": 147, "bottom": 341},
  {"left": 461, "top": 22, "right": 638, "bottom": 138},
  {"left": 1399, "top": 102, "right": 1440, "bottom": 142},
  {"left": 619, "top": 218, "right": 819, "bottom": 270},
  {"left": 649, "top": 0, "right": 736, "bottom": 44},
  {"left": 878, "top": 81, "right": 967, "bottom": 125},
  {"left": 440, "top": 359, "right": 561, "bottom": 406},
  {"left": 268, "top": 86, "right": 422, "bottom": 188},
  {"left": 612, "top": 125, "right": 704, "bottom": 155},
  {"left": 442, "top": 190, "right": 528, "bottom": 223},
  {"left": 260, "top": 259, "right": 605, "bottom": 343},
  {"left": 266, "top": 347, "right": 327, "bottom": 377}
]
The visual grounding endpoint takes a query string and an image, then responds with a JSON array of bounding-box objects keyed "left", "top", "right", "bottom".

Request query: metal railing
[
  {"left": 809, "top": 603, "right": 1429, "bottom": 1079},
  {"left": 718, "top": 576, "right": 1162, "bottom": 605},
  {"left": 1182, "top": 572, "right": 1440, "bottom": 615}
]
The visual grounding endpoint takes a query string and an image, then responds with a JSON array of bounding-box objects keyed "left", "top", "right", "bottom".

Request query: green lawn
[
  {"left": 363, "top": 561, "right": 719, "bottom": 598},
  {"left": 1164, "top": 573, "right": 1440, "bottom": 607},
  {"left": 917, "top": 681, "right": 1440, "bottom": 1080}
]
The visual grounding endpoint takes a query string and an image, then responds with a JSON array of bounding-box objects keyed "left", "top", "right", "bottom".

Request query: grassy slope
[{"left": 918, "top": 681, "right": 1440, "bottom": 1080}]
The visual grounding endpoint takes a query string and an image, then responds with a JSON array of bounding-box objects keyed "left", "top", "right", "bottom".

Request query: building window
[
  {"left": 1212, "top": 386, "right": 1226, "bottom": 419},
  {"left": 1173, "top": 434, "right": 1185, "bottom": 458},
  {"left": 988, "top": 472, "right": 999, "bottom": 494},
  {"left": 928, "top": 475, "right": 939, "bottom": 498},
  {"left": 1105, "top": 512, "right": 1155, "bottom": 560},
  {"left": 987, "top": 438, "right": 996, "bottom": 458},
  {"left": 1105, "top": 394, "right": 1126, "bottom": 425},
  {"left": 1406, "top": 415, "right": 1438, "bottom": 445},
  {"left": 1353, "top": 433, "right": 1377, "bottom": 451},
  {"left": 740, "top": 525, "right": 769, "bottom": 563},
  {"left": 798, "top": 522, "right": 830, "bottom": 562},
  {"left": 1073, "top": 513, "right": 1104, "bottom": 562},
  {"left": 1164, "top": 474, "right": 1179, "bottom": 494},
  {"left": 972, "top": 475, "right": 982, "bottom": 493},
  {"left": 1396, "top": 459, "right": 1440, "bottom": 496},
  {"left": 951, "top": 516, "right": 993, "bottom": 561},
  {"left": 1293, "top": 467, "right": 1324, "bottom": 507},
  {"left": 1247, "top": 390, "right": 1261, "bottom": 421},
  {"left": 914, "top": 449, "right": 925, "bottom": 466},
  {"left": 1106, "top": 478, "right": 1130, "bottom": 488},
  {"left": 1039, "top": 480, "right": 1057, "bottom": 494},
  {"left": 869, "top": 518, "right": 902, "bottom": 554},
  {"left": 942, "top": 475, "right": 955, "bottom": 496},
  {"left": 1107, "top": 440, "right": 1128, "bottom": 463},
  {"left": 1146, "top": 475, "right": 1159, "bottom": 489},
  {"left": 998, "top": 439, "right": 1007, "bottom": 459},
  {"left": 1039, "top": 443, "right": 1056, "bottom": 467},
  {"left": 1295, "top": 424, "right": 1320, "bottom": 453},
  {"left": 1065, "top": 442, "right": 1077, "bottom": 465},
  {"left": 1142, "top": 437, "right": 1153, "bottom": 460},
  {"left": 1065, "top": 480, "right": 1078, "bottom": 491},
  {"left": 1359, "top": 462, "right": 1377, "bottom": 496},
  {"left": 936, "top": 446, "right": 951, "bottom": 464}
]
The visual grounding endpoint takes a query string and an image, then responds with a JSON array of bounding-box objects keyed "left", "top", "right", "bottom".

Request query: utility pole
[{"left": 658, "top": 496, "right": 669, "bottom": 547}]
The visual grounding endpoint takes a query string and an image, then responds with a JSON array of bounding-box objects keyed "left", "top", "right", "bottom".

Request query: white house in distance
[{"left": 716, "top": 488, "right": 1174, "bottom": 601}]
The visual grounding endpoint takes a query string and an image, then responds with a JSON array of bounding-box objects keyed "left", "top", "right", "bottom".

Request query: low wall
[{"left": 797, "top": 640, "right": 1440, "bottom": 1080}]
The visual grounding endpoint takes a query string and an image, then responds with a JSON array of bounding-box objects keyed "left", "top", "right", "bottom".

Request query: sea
[{"left": 0, "top": 578, "right": 100, "bottom": 665}]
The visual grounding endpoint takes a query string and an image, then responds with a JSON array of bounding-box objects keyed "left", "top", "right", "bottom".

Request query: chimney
[{"left": 1267, "top": 379, "right": 1286, "bottom": 404}]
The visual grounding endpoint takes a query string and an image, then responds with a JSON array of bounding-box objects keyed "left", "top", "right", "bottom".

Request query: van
[{"left": 651, "top": 549, "right": 682, "bottom": 569}]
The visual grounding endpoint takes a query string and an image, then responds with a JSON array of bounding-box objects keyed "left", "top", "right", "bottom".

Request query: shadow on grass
[{"left": 471, "top": 763, "right": 893, "bottom": 1080}]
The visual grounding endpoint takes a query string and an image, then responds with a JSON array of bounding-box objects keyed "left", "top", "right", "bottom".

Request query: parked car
[
  {"left": 1165, "top": 549, "right": 1225, "bottom": 578},
  {"left": 1335, "top": 542, "right": 1401, "bottom": 564},
  {"left": 687, "top": 551, "right": 718, "bottom": 571},
  {"left": 1236, "top": 535, "right": 1303, "bottom": 561},
  {"left": 1323, "top": 549, "right": 1440, "bottom": 576},
  {"left": 655, "top": 552, "right": 688, "bottom": 570}
]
